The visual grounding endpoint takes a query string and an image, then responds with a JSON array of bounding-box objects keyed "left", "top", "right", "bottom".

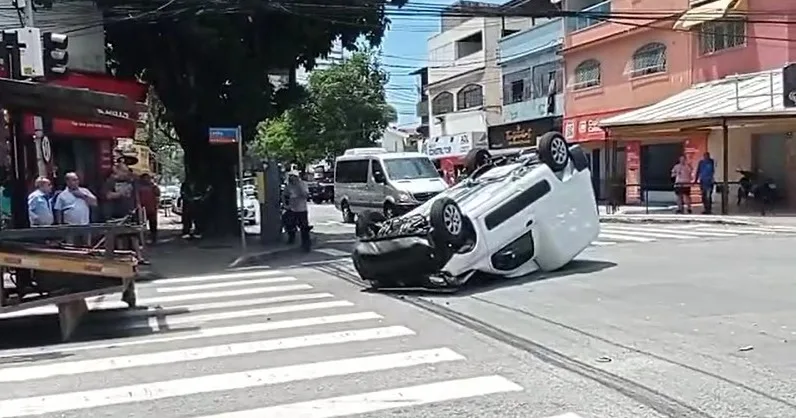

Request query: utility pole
[
  {"left": 23, "top": 0, "right": 35, "bottom": 26},
  {"left": 21, "top": 0, "right": 47, "bottom": 178}
]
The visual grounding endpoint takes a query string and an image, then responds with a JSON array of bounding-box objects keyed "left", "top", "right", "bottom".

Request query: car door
[{"left": 364, "top": 158, "right": 386, "bottom": 211}]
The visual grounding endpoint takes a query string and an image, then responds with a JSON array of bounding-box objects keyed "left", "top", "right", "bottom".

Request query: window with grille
[
  {"left": 699, "top": 19, "right": 746, "bottom": 55},
  {"left": 532, "top": 62, "right": 563, "bottom": 98},
  {"left": 431, "top": 92, "right": 454, "bottom": 114},
  {"left": 573, "top": 59, "right": 601, "bottom": 90},
  {"left": 457, "top": 84, "right": 483, "bottom": 110},
  {"left": 502, "top": 69, "right": 531, "bottom": 104},
  {"left": 630, "top": 43, "right": 667, "bottom": 77}
]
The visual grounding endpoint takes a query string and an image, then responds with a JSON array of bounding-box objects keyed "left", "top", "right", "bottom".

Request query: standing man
[
  {"left": 695, "top": 152, "right": 716, "bottom": 214},
  {"left": 54, "top": 172, "right": 97, "bottom": 226},
  {"left": 27, "top": 176, "right": 53, "bottom": 227},
  {"left": 104, "top": 159, "right": 149, "bottom": 264},
  {"left": 283, "top": 170, "right": 311, "bottom": 251},
  {"left": 671, "top": 155, "right": 694, "bottom": 214},
  {"left": 137, "top": 173, "right": 160, "bottom": 244}
]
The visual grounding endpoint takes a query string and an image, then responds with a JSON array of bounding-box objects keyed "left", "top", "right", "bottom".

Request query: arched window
[
  {"left": 631, "top": 42, "right": 667, "bottom": 77},
  {"left": 456, "top": 84, "right": 483, "bottom": 110},
  {"left": 431, "top": 92, "right": 454, "bottom": 115},
  {"left": 573, "top": 59, "right": 601, "bottom": 90}
]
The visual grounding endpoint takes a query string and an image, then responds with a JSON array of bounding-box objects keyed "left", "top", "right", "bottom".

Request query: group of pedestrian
[
  {"left": 670, "top": 152, "right": 715, "bottom": 214},
  {"left": 26, "top": 158, "right": 161, "bottom": 254}
]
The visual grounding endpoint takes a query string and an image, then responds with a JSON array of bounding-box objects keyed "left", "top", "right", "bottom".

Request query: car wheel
[
  {"left": 538, "top": 131, "right": 569, "bottom": 171},
  {"left": 341, "top": 201, "right": 355, "bottom": 223},
  {"left": 464, "top": 149, "right": 491, "bottom": 177},
  {"left": 355, "top": 210, "right": 386, "bottom": 239},
  {"left": 383, "top": 202, "right": 396, "bottom": 219},
  {"left": 312, "top": 197, "right": 323, "bottom": 204},
  {"left": 429, "top": 198, "right": 467, "bottom": 248}
]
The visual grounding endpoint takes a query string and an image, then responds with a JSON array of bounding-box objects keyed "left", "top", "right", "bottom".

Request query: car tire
[
  {"left": 429, "top": 198, "right": 467, "bottom": 248},
  {"left": 538, "top": 131, "right": 569, "bottom": 171},
  {"left": 341, "top": 201, "right": 355, "bottom": 223},
  {"left": 383, "top": 202, "right": 396, "bottom": 219},
  {"left": 312, "top": 197, "right": 323, "bottom": 204},
  {"left": 464, "top": 148, "right": 491, "bottom": 177},
  {"left": 355, "top": 210, "right": 385, "bottom": 239}
]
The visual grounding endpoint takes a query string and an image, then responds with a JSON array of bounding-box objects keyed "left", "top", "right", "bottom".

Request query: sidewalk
[{"left": 599, "top": 204, "right": 796, "bottom": 226}]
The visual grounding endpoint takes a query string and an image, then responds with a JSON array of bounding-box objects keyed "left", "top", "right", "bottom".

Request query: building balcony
[
  {"left": 502, "top": 94, "right": 563, "bottom": 125},
  {"left": 416, "top": 100, "right": 429, "bottom": 118},
  {"left": 566, "top": 0, "right": 610, "bottom": 33},
  {"left": 497, "top": 18, "right": 562, "bottom": 64}
]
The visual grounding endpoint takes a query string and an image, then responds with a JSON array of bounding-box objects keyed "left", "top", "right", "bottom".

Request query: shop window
[
  {"left": 699, "top": 19, "right": 746, "bottom": 55},
  {"left": 630, "top": 42, "right": 667, "bottom": 77},
  {"left": 572, "top": 59, "right": 601, "bottom": 90},
  {"left": 532, "top": 61, "right": 563, "bottom": 98},
  {"left": 456, "top": 84, "right": 483, "bottom": 110},
  {"left": 502, "top": 69, "right": 531, "bottom": 105},
  {"left": 431, "top": 92, "right": 454, "bottom": 115}
]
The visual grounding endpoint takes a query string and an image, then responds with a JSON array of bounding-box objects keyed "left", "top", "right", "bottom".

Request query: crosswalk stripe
[
  {"left": 0, "top": 312, "right": 384, "bottom": 359},
  {"left": 138, "top": 300, "right": 355, "bottom": 330},
  {"left": 196, "top": 375, "right": 523, "bottom": 418},
  {"left": 0, "top": 326, "right": 417, "bottom": 382},
  {"left": 605, "top": 225, "right": 736, "bottom": 237},
  {"left": 600, "top": 228, "right": 698, "bottom": 240},
  {"left": 144, "top": 284, "right": 314, "bottom": 304},
  {"left": 155, "top": 277, "right": 297, "bottom": 293},
  {"left": 0, "top": 348, "right": 465, "bottom": 417},
  {"left": 597, "top": 232, "right": 656, "bottom": 242},
  {"left": 315, "top": 248, "right": 350, "bottom": 257},
  {"left": 109, "top": 293, "right": 337, "bottom": 318},
  {"left": 695, "top": 227, "right": 776, "bottom": 235},
  {"left": 152, "top": 270, "right": 285, "bottom": 284},
  {"left": 590, "top": 240, "right": 616, "bottom": 246}
]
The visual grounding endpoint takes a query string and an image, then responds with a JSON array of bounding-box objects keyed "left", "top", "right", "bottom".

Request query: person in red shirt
[{"left": 137, "top": 173, "right": 160, "bottom": 244}]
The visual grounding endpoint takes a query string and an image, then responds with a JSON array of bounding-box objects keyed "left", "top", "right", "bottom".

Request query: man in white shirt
[
  {"left": 54, "top": 172, "right": 98, "bottom": 226},
  {"left": 27, "top": 176, "right": 54, "bottom": 226}
]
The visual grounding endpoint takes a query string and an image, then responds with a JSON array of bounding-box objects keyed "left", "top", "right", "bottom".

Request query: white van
[{"left": 334, "top": 148, "right": 449, "bottom": 222}]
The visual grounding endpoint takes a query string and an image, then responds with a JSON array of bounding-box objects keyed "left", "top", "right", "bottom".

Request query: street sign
[{"left": 209, "top": 127, "right": 238, "bottom": 144}]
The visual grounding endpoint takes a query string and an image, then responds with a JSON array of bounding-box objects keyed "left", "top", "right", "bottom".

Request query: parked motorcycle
[{"left": 736, "top": 168, "right": 778, "bottom": 213}]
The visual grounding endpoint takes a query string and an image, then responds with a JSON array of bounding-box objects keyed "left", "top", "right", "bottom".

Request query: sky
[{"left": 380, "top": 0, "right": 504, "bottom": 127}]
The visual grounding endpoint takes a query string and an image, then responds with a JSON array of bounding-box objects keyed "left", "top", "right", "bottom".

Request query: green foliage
[
  {"left": 254, "top": 49, "right": 393, "bottom": 162},
  {"left": 136, "top": 90, "right": 184, "bottom": 184}
]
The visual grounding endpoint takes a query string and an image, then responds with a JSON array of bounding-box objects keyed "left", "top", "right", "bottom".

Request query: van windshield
[{"left": 383, "top": 158, "right": 439, "bottom": 180}]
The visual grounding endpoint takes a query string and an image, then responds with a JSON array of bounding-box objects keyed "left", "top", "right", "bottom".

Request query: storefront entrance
[{"left": 641, "top": 142, "right": 682, "bottom": 203}]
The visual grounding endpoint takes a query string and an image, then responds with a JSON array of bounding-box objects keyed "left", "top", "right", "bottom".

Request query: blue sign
[{"left": 209, "top": 127, "right": 238, "bottom": 144}]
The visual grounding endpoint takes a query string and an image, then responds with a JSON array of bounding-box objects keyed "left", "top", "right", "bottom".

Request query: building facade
[
  {"left": 425, "top": 3, "right": 531, "bottom": 158},
  {"left": 491, "top": 16, "right": 564, "bottom": 151}
]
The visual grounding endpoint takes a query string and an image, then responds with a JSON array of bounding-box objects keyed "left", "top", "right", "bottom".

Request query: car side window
[{"left": 371, "top": 160, "right": 385, "bottom": 182}]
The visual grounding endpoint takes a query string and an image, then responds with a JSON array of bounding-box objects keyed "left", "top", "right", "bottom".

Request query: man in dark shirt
[
  {"left": 104, "top": 161, "right": 137, "bottom": 220},
  {"left": 695, "top": 152, "right": 716, "bottom": 214}
]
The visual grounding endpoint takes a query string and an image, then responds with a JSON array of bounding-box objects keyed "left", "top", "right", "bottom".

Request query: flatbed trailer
[{"left": 0, "top": 223, "right": 142, "bottom": 340}]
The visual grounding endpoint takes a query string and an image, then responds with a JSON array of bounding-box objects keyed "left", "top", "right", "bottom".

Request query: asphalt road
[{"left": 1, "top": 222, "right": 795, "bottom": 417}]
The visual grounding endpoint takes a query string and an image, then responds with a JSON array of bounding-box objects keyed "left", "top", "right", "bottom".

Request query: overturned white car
[{"left": 351, "top": 132, "right": 600, "bottom": 290}]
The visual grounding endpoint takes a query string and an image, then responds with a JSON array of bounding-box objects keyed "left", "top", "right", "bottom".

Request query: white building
[
  {"left": 295, "top": 40, "right": 347, "bottom": 85},
  {"left": 425, "top": 2, "right": 531, "bottom": 154},
  {"left": 377, "top": 127, "right": 410, "bottom": 153}
]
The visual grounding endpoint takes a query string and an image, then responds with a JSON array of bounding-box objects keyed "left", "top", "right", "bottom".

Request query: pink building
[{"left": 562, "top": 0, "right": 796, "bottom": 207}]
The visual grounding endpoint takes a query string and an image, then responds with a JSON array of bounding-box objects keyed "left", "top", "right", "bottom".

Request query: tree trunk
[{"left": 176, "top": 120, "right": 239, "bottom": 238}]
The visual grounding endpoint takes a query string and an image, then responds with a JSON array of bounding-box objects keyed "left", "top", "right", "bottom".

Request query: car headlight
[{"left": 397, "top": 192, "right": 412, "bottom": 202}]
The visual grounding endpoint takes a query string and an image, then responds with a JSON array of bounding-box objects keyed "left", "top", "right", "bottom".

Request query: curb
[
  {"left": 229, "top": 246, "right": 296, "bottom": 268},
  {"left": 599, "top": 215, "right": 759, "bottom": 226}
]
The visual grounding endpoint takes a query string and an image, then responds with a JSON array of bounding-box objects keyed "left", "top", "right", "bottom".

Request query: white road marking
[
  {"left": 589, "top": 241, "right": 617, "bottom": 246},
  {"left": 543, "top": 414, "right": 586, "bottom": 418},
  {"left": 324, "top": 239, "right": 356, "bottom": 244},
  {"left": 158, "top": 270, "right": 285, "bottom": 284},
  {"left": 0, "top": 326, "right": 416, "bottom": 382},
  {"left": 600, "top": 227, "right": 698, "bottom": 240},
  {"left": 0, "top": 312, "right": 383, "bottom": 359},
  {"left": 139, "top": 300, "right": 354, "bottom": 329},
  {"left": 144, "top": 284, "right": 313, "bottom": 303},
  {"left": 695, "top": 227, "right": 776, "bottom": 235},
  {"left": 0, "top": 348, "right": 465, "bottom": 417},
  {"left": 156, "top": 276, "right": 297, "bottom": 293},
  {"left": 597, "top": 232, "right": 656, "bottom": 242},
  {"left": 607, "top": 225, "right": 736, "bottom": 237},
  {"left": 196, "top": 375, "right": 523, "bottom": 418},
  {"left": 314, "top": 248, "right": 350, "bottom": 257}
]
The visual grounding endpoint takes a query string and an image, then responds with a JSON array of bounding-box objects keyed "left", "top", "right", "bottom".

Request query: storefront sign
[
  {"left": 563, "top": 110, "right": 629, "bottom": 143},
  {"left": 23, "top": 71, "right": 147, "bottom": 139},
  {"left": 426, "top": 132, "right": 487, "bottom": 158},
  {"left": 488, "top": 117, "right": 561, "bottom": 149}
]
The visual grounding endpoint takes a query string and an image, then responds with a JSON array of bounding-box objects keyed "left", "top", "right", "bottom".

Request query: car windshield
[{"left": 383, "top": 158, "right": 438, "bottom": 180}]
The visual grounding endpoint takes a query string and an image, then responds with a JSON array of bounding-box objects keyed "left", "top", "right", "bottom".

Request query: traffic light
[{"left": 42, "top": 32, "right": 68, "bottom": 76}]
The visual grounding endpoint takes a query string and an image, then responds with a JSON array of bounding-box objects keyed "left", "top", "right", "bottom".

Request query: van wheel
[
  {"left": 538, "top": 131, "right": 569, "bottom": 171},
  {"left": 341, "top": 201, "right": 355, "bottom": 223}
]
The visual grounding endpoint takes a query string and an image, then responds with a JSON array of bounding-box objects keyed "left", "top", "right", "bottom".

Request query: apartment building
[
  {"left": 424, "top": 1, "right": 531, "bottom": 158},
  {"left": 491, "top": 15, "right": 564, "bottom": 151}
]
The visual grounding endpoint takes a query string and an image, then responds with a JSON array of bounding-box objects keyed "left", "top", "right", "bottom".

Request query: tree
[
  {"left": 98, "top": 0, "right": 402, "bottom": 236},
  {"left": 136, "top": 89, "right": 184, "bottom": 184},
  {"left": 253, "top": 49, "right": 393, "bottom": 162}
]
